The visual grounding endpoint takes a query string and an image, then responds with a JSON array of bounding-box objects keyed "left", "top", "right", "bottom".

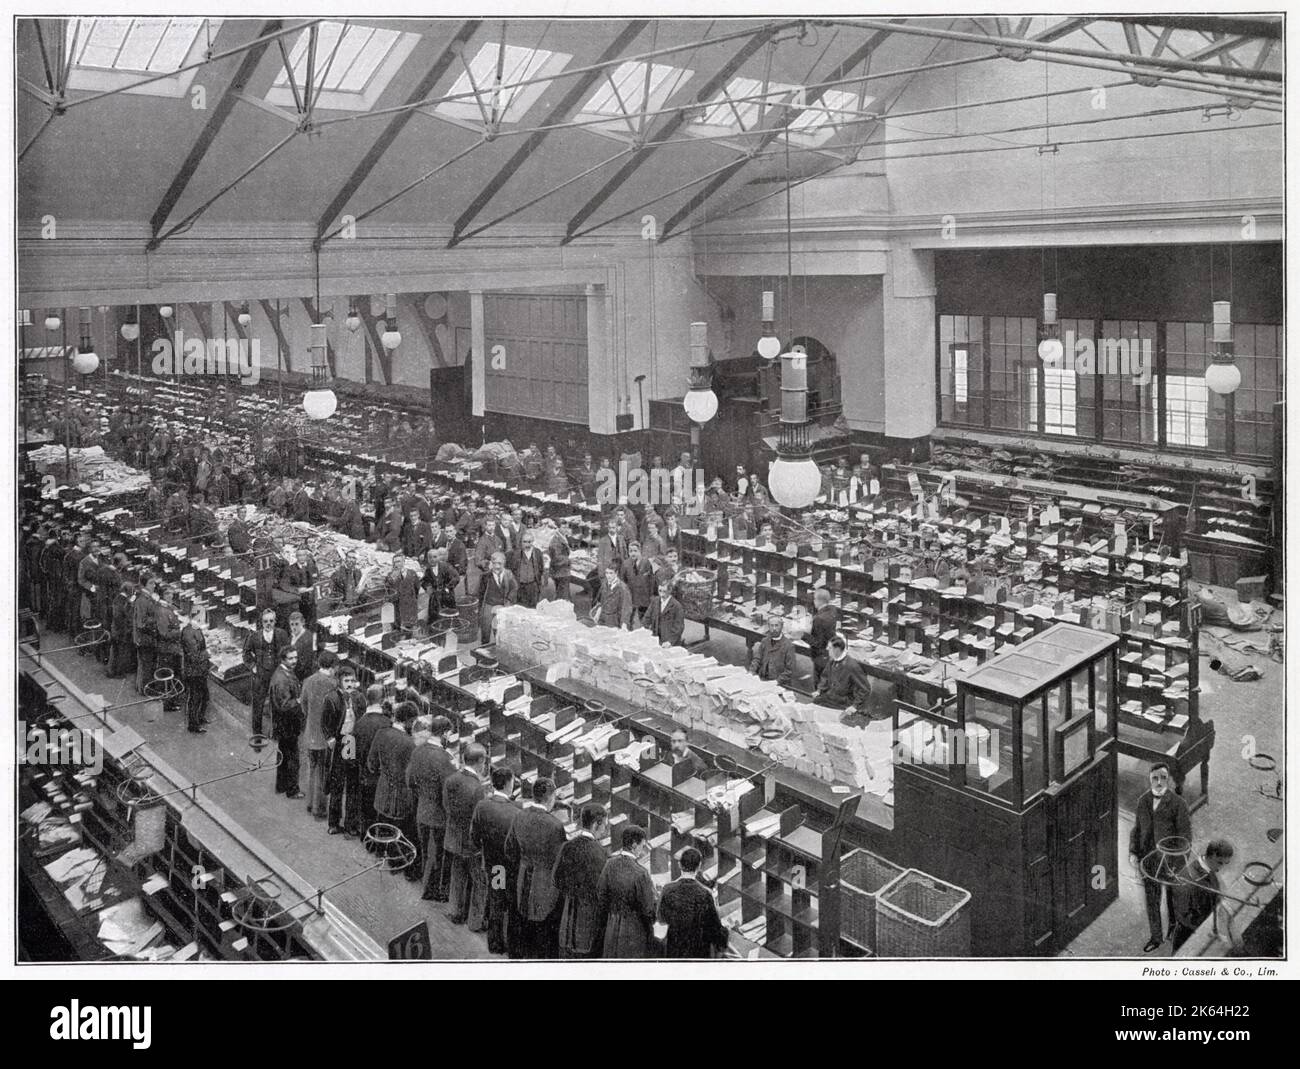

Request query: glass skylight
[
  {"left": 273, "top": 22, "right": 401, "bottom": 95},
  {"left": 436, "top": 42, "right": 572, "bottom": 125},
  {"left": 67, "top": 17, "right": 212, "bottom": 73},
  {"left": 578, "top": 61, "right": 693, "bottom": 135},
  {"left": 696, "top": 76, "right": 799, "bottom": 131}
]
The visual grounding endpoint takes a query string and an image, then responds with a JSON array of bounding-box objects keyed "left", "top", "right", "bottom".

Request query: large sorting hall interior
[{"left": 15, "top": 12, "right": 1286, "bottom": 967}]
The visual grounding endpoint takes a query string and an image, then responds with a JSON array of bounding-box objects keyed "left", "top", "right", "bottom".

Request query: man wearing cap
[
  {"left": 179, "top": 605, "right": 211, "bottom": 733},
  {"left": 406, "top": 714, "right": 456, "bottom": 898}
]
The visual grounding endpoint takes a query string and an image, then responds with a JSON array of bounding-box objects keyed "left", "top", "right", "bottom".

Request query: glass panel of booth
[{"left": 963, "top": 693, "right": 1016, "bottom": 803}]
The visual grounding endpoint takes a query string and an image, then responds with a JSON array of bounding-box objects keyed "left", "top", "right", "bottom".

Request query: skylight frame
[
  {"left": 63, "top": 17, "right": 220, "bottom": 99},
  {"left": 576, "top": 60, "right": 694, "bottom": 140},
  {"left": 434, "top": 41, "right": 573, "bottom": 127},
  {"left": 264, "top": 21, "right": 419, "bottom": 113}
]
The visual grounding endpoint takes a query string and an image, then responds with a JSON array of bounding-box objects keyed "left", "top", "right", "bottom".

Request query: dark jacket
[
  {"left": 353, "top": 710, "right": 392, "bottom": 781},
  {"left": 1129, "top": 789, "right": 1192, "bottom": 861},
  {"left": 816, "top": 654, "right": 872, "bottom": 708},
  {"left": 406, "top": 742, "right": 455, "bottom": 828},
  {"left": 243, "top": 626, "right": 289, "bottom": 678},
  {"left": 620, "top": 557, "right": 657, "bottom": 609},
  {"left": 594, "top": 853, "right": 657, "bottom": 959},
  {"left": 268, "top": 664, "right": 302, "bottom": 739},
  {"left": 657, "top": 875, "right": 729, "bottom": 958},
  {"left": 386, "top": 568, "right": 420, "bottom": 630},
  {"left": 180, "top": 624, "right": 210, "bottom": 679},
  {"left": 443, "top": 769, "right": 487, "bottom": 858},
  {"left": 367, "top": 726, "right": 416, "bottom": 820},
  {"left": 470, "top": 792, "right": 520, "bottom": 873},
  {"left": 505, "top": 805, "right": 568, "bottom": 921},
  {"left": 110, "top": 592, "right": 134, "bottom": 641},
  {"left": 1172, "top": 858, "right": 1220, "bottom": 936},
  {"left": 289, "top": 629, "right": 315, "bottom": 681},
  {"left": 806, "top": 605, "right": 839, "bottom": 657},
  {"left": 751, "top": 635, "right": 798, "bottom": 687},
  {"left": 553, "top": 834, "right": 608, "bottom": 957},
  {"left": 132, "top": 593, "right": 157, "bottom": 648},
  {"left": 155, "top": 602, "right": 182, "bottom": 658},
  {"left": 642, "top": 595, "right": 685, "bottom": 646}
]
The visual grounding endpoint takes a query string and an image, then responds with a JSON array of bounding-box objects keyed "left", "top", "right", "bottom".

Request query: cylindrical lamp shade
[
  {"left": 689, "top": 321, "right": 708, "bottom": 365},
  {"left": 761, "top": 290, "right": 775, "bottom": 322},
  {"left": 768, "top": 456, "right": 822, "bottom": 509},
  {"left": 120, "top": 323, "right": 140, "bottom": 342},
  {"left": 303, "top": 388, "right": 338, "bottom": 420},
  {"left": 780, "top": 350, "right": 808, "bottom": 424},
  {"left": 381, "top": 329, "right": 402, "bottom": 350},
  {"left": 1204, "top": 360, "right": 1241, "bottom": 396},
  {"left": 1042, "top": 292, "right": 1057, "bottom": 326},
  {"left": 683, "top": 388, "right": 718, "bottom": 424},
  {"left": 72, "top": 350, "right": 100, "bottom": 376},
  {"left": 1212, "top": 301, "right": 1232, "bottom": 344}
]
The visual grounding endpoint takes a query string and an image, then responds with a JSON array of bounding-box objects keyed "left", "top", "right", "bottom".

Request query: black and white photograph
[{"left": 5, "top": 4, "right": 1293, "bottom": 986}]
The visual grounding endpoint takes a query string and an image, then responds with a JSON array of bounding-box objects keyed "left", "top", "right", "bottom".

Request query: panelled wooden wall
[{"left": 483, "top": 291, "right": 589, "bottom": 425}]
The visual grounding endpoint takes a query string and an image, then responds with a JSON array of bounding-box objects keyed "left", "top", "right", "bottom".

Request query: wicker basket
[
  {"left": 874, "top": 869, "right": 972, "bottom": 957},
  {"left": 676, "top": 568, "right": 717, "bottom": 621},
  {"left": 839, "top": 849, "right": 906, "bottom": 955}
]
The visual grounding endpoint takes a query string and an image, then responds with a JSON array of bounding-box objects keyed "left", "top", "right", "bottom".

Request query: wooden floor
[{"left": 37, "top": 635, "right": 494, "bottom": 961}]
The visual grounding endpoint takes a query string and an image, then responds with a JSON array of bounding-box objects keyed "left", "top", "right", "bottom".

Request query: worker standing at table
[
  {"left": 243, "top": 608, "right": 288, "bottom": 738},
  {"left": 805, "top": 588, "right": 839, "bottom": 684}
]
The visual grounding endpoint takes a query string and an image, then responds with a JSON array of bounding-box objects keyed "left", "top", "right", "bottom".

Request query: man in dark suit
[
  {"left": 552, "top": 804, "right": 609, "bottom": 959},
  {"left": 178, "top": 605, "right": 211, "bottom": 733},
  {"left": 658, "top": 847, "right": 729, "bottom": 958},
  {"left": 642, "top": 582, "right": 685, "bottom": 647},
  {"left": 805, "top": 588, "right": 839, "bottom": 684},
  {"left": 327, "top": 551, "right": 364, "bottom": 614},
  {"left": 108, "top": 579, "right": 137, "bottom": 680},
  {"left": 353, "top": 685, "right": 392, "bottom": 841},
  {"left": 816, "top": 635, "right": 873, "bottom": 714},
  {"left": 443, "top": 743, "right": 488, "bottom": 925},
  {"left": 669, "top": 728, "right": 709, "bottom": 781},
  {"left": 269, "top": 648, "right": 304, "bottom": 798},
  {"left": 594, "top": 825, "right": 657, "bottom": 958},
  {"left": 401, "top": 509, "right": 433, "bottom": 560},
  {"left": 505, "top": 777, "right": 568, "bottom": 960},
  {"left": 291, "top": 480, "right": 312, "bottom": 521},
  {"left": 322, "top": 666, "right": 366, "bottom": 837},
  {"left": 509, "top": 532, "right": 546, "bottom": 609},
  {"left": 438, "top": 522, "right": 468, "bottom": 583},
  {"left": 470, "top": 765, "right": 521, "bottom": 954},
  {"left": 287, "top": 611, "right": 315, "bottom": 681},
  {"left": 1129, "top": 761, "right": 1193, "bottom": 952},
  {"left": 243, "top": 608, "right": 288, "bottom": 739},
  {"left": 421, "top": 548, "right": 459, "bottom": 623},
  {"left": 406, "top": 715, "right": 455, "bottom": 900},
  {"left": 478, "top": 552, "right": 518, "bottom": 645},
  {"left": 620, "top": 542, "right": 657, "bottom": 626},
  {"left": 750, "top": 613, "right": 797, "bottom": 687},
  {"left": 367, "top": 701, "right": 422, "bottom": 882},
  {"left": 546, "top": 521, "right": 572, "bottom": 603},
  {"left": 132, "top": 574, "right": 158, "bottom": 695},
  {"left": 154, "top": 587, "right": 183, "bottom": 713},
  {"left": 1171, "top": 839, "right": 1234, "bottom": 951},
  {"left": 386, "top": 556, "right": 420, "bottom": 632}
]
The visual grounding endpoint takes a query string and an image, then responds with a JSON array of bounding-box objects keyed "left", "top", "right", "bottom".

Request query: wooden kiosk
[{"left": 892, "top": 624, "right": 1120, "bottom": 956}]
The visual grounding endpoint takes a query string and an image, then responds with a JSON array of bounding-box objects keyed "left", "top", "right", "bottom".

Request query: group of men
[{"left": 19, "top": 513, "right": 214, "bottom": 733}]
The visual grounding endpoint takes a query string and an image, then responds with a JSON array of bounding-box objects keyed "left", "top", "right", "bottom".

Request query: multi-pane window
[
  {"left": 1233, "top": 324, "right": 1282, "bottom": 459},
  {"left": 938, "top": 315, "right": 982, "bottom": 426},
  {"left": 273, "top": 22, "right": 402, "bottom": 94},
  {"left": 938, "top": 315, "right": 1280, "bottom": 459},
  {"left": 988, "top": 316, "right": 1038, "bottom": 432},
  {"left": 67, "top": 17, "right": 212, "bottom": 73}
]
